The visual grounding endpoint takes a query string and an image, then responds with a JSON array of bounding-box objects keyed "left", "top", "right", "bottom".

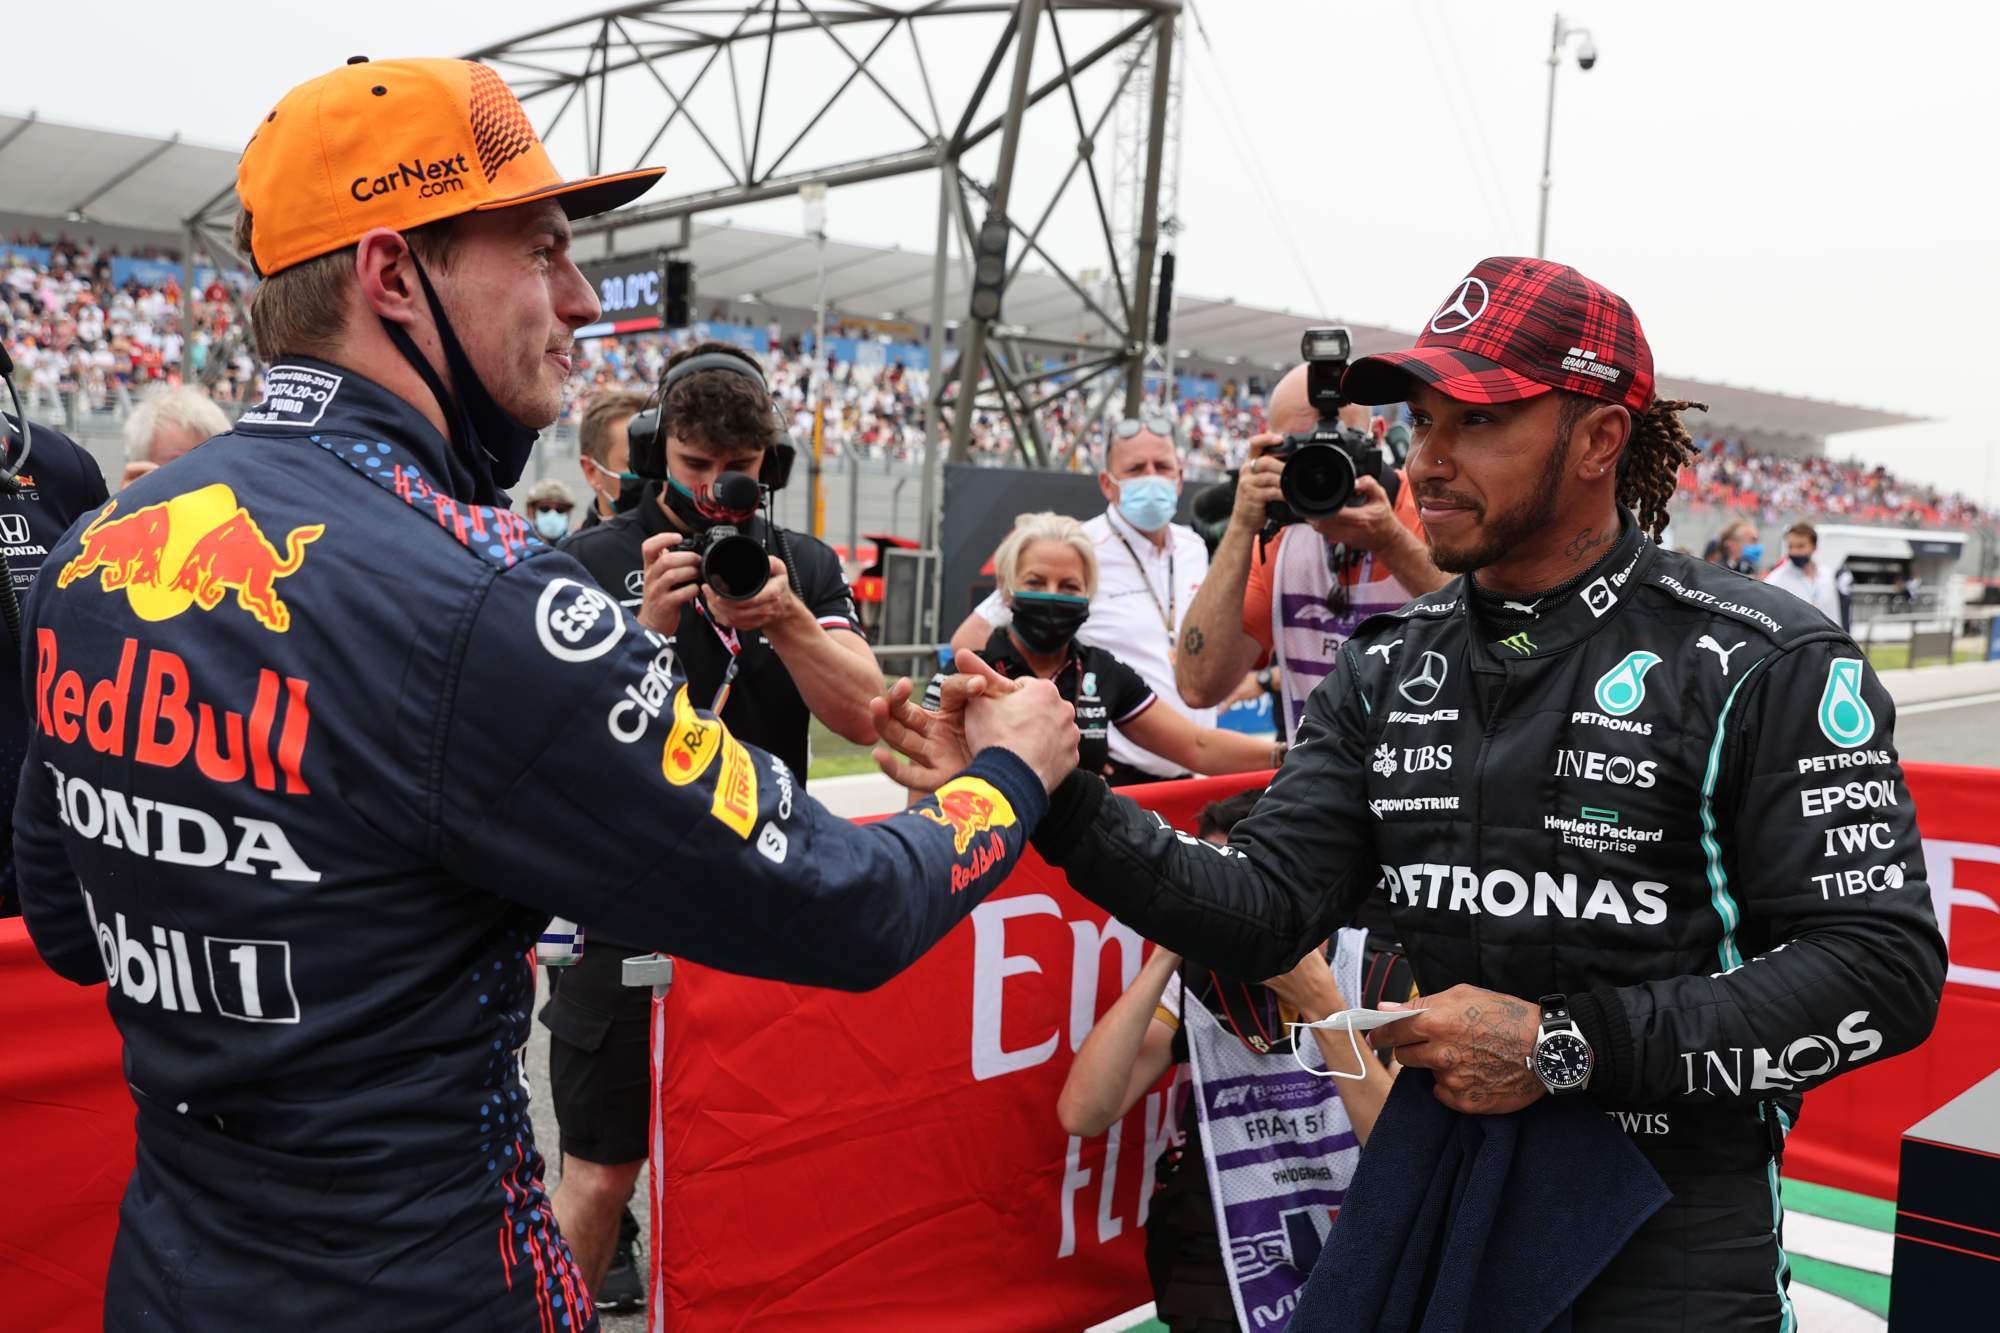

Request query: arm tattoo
[
  {"left": 1181, "top": 624, "right": 1205, "bottom": 657},
  {"left": 1563, "top": 526, "right": 1608, "bottom": 561}
]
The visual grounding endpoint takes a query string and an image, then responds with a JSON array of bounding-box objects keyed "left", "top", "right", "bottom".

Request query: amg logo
[{"left": 1385, "top": 709, "right": 1459, "bottom": 725}]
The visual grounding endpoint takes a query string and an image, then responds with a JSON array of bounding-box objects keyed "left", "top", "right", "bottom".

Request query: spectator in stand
[
  {"left": 576, "top": 388, "right": 648, "bottom": 530},
  {"left": 1173, "top": 363, "right": 1446, "bottom": 741},
  {"left": 1763, "top": 521, "right": 1842, "bottom": 626},
  {"left": 1057, "top": 785, "right": 1393, "bottom": 1331},
  {"left": 118, "top": 384, "right": 230, "bottom": 487},
  {"left": 947, "top": 419, "right": 1223, "bottom": 785}
]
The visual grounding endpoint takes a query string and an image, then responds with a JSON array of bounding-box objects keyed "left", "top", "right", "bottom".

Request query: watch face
[{"left": 1534, "top": 1032, "right": 1592, "bottom": 1089}]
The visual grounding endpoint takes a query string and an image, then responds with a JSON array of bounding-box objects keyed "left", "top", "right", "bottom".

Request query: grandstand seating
[{"left": 5, "top": 240, "right": 1991, "bottom": 539}]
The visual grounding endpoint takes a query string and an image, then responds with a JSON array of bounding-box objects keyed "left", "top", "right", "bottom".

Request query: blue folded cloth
[{"left": 1286, "top": 1069, "right": 1669, "bottom": 1333}]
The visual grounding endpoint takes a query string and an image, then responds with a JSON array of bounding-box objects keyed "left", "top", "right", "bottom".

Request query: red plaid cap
[{"left": 1342, "top": 256, "right": 1655, "bottom": 414}]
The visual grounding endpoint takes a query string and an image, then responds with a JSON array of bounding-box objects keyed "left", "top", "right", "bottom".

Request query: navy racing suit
[
  {"left": 1029, "top": 514, "right": 1946, "bottom": 1330},
  {"left": 13, "top": 359, "right": 1048, "bottom": 1332}
]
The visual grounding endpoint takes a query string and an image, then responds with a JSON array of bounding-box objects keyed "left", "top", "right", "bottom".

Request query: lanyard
[
  {"left": 690, "top": 595, "right": 744, "bottom": 716},
  {"left": 1107, "top": 516, "right": 1177, "bottom": 647}
]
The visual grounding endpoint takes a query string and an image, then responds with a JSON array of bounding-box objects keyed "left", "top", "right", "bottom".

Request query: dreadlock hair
[
  {"left": 1548, "top": 391, "right": 1706, "bottom": 540},
  {"left": 1617, "top": 397, "right": 1707, "bottom": 540}
]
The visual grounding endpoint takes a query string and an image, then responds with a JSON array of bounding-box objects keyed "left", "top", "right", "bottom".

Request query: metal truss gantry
[{"left": 467, "top": 0, "right": 1182, "bottom": 550}]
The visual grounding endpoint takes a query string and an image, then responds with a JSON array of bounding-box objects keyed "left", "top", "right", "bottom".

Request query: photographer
[
  {"left": 554, "top": 338, "right": 882, "bottom": 1308},
  {"left": 1176, "top": 354, "right": 1445, "bottom": 737}
]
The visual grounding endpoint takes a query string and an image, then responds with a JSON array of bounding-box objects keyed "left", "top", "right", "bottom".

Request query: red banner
[
  {"left": 646, "top": 774, "right": 1245, "bottom": 1331},
  {"left": 5, "top": 766, "right": 1996, "bottom": 1330},
  {"left": 0, "top": 923, "right": 135, "bottom": 1333},
  {"left": 1783, "top": 762, "right": 2000, "bottom": 1199}
]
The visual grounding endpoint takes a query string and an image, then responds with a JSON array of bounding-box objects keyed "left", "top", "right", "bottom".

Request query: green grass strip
[
  {"left": 1789, "top": 1254, "right": 1890, "bottom": 1319},
  {"left": 1782, "top": 1176, "right": 1896, "bottom": 1233}
]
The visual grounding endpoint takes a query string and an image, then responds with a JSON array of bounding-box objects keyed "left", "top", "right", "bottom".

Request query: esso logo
[{"left": 536, "top": 578, "right": 623, "bottom": 663}]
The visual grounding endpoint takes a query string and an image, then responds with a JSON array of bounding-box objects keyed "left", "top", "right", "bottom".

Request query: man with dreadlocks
[{"left": 877, "top": 257, "right": 1945, "bottom": 1328}]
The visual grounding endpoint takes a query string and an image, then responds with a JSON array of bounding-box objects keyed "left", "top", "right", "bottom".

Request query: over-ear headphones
[{"left": 626, "top": 349, "right": 796, "bottom": 490}]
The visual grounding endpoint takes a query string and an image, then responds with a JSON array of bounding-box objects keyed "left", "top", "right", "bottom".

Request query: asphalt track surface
[
  {"left": 524, "top": 692, "right": 2000, "bottom": 1330},
  {"left": 1891, "top": 694, "right": 2000, "bottom": 766}
]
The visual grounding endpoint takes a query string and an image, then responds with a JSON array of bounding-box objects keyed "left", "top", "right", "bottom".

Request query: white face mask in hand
[{"left": 1286, "top": 1008, "right": 1416, "bottom": 1081}]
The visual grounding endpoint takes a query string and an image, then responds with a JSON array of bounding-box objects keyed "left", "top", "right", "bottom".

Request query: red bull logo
[
  {"left": 36, "top": 630, "right": 313, "bottom": 795},
  {"left": 58, "top": 484, "right": 323, "bottom": 632},
  {"left": 919, "top": 777, "right": 1018, "bottom": 857}
]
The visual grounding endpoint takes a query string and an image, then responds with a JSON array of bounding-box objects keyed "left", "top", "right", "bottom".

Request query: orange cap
[{"left": 237, "top": 57, "right": 663, "bottom": 275}]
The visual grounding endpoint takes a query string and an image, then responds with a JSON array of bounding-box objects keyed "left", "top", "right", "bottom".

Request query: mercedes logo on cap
[
  {"left": 1398, "top": 651, "right": 1449, "bottom": 706},
  {"left": 1429, "top": 277, "right": 1490, "bottom": 335}
]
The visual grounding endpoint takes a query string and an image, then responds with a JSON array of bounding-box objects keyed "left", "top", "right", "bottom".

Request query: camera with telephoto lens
[
  {"left": 1263, "top": 326, "right": 1385, "bottom": 530},
  {"left": 686, "top": 471, "right": 771, "bottom": 601}
]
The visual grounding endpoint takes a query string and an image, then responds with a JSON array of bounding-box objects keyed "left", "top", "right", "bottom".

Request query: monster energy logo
[{"left": 1499, "top": 632, "right": 1536, "bottom": 655}]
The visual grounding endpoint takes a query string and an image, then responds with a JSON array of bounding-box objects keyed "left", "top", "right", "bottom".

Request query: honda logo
[{"left": 0, "top": 513, "right": 29, "bottom": 544}]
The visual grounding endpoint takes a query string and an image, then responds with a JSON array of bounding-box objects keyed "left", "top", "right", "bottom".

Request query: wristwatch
[{"left": 1529, "top": 994, "right": 1594, "bottom": 1095}]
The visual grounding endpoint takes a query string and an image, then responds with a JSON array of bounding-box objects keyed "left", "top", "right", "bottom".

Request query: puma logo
[
  {"left": 1366, "top": 639, "right": 1403, "bottom": 663},
  {"left": 1697, "top": 635, "right": 1745, "bottom": 675},
  {"left": 1502, "top": 599, "right": 1542, "bottom": 617}
]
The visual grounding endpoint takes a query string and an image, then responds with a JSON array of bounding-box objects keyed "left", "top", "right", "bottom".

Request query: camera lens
[
  {"left": 702, "top": 529, "right": 772, "bottom": 601},
  {"left": 1280, "top": 442, "right": 1358, "bottom": 519}
]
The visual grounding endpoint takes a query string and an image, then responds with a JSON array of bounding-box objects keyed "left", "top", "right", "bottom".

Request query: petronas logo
[
  {"left": 1817, "top": 658, "right": 1876, "bottom": 749},
  {"left": 1594, "top": 650, "right": 1663, "bottom": 717},
  {"left": 1499, "top": 632, "right": 1536, "bottom": 656}
]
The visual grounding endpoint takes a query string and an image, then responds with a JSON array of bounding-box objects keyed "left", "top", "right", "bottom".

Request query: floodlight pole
[
  {"left": 1122, "top": 9, "right": 1175, "bottom": 418},
  {"left": 948, "top": 0, "right": 1045, "bottom": 465}
]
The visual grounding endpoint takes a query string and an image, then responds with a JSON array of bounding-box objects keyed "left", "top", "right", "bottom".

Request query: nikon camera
[{"left": 1262, "top": 325, "right": 1385, "bottom": 531}]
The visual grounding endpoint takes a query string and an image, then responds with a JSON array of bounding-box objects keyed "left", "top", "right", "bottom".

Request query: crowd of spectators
[
  {"left": 1682, "top": 433, "right": 1994, "bottom": 534},
  {"left": 3, "top": 234, "right": 257, "bottom": 415},
  {"left": 5, "top": 241, "right": 1994, "bottom": 537}
]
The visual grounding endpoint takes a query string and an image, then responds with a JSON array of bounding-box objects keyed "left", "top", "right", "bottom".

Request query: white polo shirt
[
  {"left": 975, "top": 506, "right": 1214, "bottom": 777},
  {"left": 1764, "top": 559, "right": 1842, "bottom": 627}
]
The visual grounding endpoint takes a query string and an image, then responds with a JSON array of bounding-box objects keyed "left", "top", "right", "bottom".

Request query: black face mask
[
  {"left": 614, "top": 473, "right": 646, "bottom": 513},
  {"left": 378, "top": 250, "right": 541, "bottom": 499},
  {"left": 1010, "top": 592, "right": 1091, "bottom": 653}
]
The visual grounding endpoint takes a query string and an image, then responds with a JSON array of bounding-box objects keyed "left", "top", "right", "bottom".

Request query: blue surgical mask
[
  {"left": 532, "top": 509, "right": 570, "bottom": 542},
  {"left": 1741, "top": 542, "right": 1764, "bottom": 565},
  {"left": 1116, "top": 475, "right": 1179, "bottom": 533}
]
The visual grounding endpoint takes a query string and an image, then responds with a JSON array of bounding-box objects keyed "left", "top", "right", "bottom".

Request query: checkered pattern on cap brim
[{"left": 1347, "top": 256, "right": 1655, "bottom": 413}]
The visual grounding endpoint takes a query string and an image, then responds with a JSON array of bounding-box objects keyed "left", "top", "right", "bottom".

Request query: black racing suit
[
  {"left": 1030, "top": 513, "right": 1946, "bottom": 1330},
  {"left": 13, "top": 360, "right": 1049, "bottom": 1332}
]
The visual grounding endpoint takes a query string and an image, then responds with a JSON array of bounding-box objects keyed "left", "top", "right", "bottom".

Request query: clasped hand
[{"left": 870, "top": 651, "right": 1081, "bottom": 795}]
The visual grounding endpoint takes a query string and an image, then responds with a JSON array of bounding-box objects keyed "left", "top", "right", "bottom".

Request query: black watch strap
[{"left": 1538, "top": 994, "right": 1571, "bottom": 1031}]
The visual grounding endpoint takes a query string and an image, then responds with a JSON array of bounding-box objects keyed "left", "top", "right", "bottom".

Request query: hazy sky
[{"left": 6, "top": 0, "right": 1992, "bottom": 505}]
